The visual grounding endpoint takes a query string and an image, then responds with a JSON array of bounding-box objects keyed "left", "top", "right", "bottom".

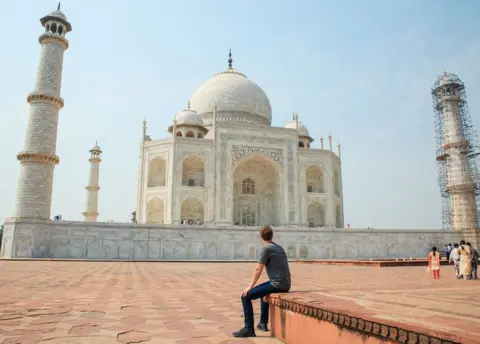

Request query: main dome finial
[
  {"left": 228, "top": 49, "right": 233, "bottom": 69},
  {"left": 58, "top": 2, "right": 61, "bottom": 10}
]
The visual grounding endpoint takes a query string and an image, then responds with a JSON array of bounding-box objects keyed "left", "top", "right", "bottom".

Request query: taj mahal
[
  {"left": 1, "top": 6, "right": 478, "bottom": 260},
  {"left": 137, "top": 51, "right": 343, "bottom": 228}
]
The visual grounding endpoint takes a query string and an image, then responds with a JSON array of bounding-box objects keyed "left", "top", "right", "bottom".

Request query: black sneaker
[
  {"left": 256, "top": 323, "right": 269, "bottom": 332},
  {"left": 232, "top": 327, "right": 256, "bottom": 338}
]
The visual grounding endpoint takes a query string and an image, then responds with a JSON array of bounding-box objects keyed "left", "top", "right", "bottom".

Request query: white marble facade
[
  {"left": 0, "top": 219, "right": 462, "bottom": 260},
  {"left": 137, "top": 58, "right": 344, "bottom": 228},
  {"left": 4, "top": 7, "right": 477, "bottom": 261}
]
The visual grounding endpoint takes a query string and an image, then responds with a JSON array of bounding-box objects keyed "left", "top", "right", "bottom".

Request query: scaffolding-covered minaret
[{"left": 432, "top": 72, "right": 480, "bottom": 241}]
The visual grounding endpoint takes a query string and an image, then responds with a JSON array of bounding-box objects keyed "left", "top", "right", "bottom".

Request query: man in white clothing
[{"left": 449, "top": 243, "right": 460, "bottom": 279}]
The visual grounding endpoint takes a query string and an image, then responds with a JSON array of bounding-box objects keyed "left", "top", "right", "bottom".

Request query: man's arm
[{"left": 248, "top": 263, "right": 264, "bottom": 289}]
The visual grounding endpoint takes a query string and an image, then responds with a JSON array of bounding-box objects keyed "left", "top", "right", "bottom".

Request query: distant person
[
  {"left": 445, "top": 244, "right": 451, "bottom": 260},
  {"left": 449, "top": 243, "right": 460, "bottom": 278},
  {"left": 233, "top": 225, "right": 291, "bottom": 338},
  {"left": 467, "top": 242, "right": 478, "bottom": 280},
  {"left": 427, "top": 246, "right": 441, "bottom": 280},
  {"left": 458, "top": 240, "right": 472, "bottom": 280}
]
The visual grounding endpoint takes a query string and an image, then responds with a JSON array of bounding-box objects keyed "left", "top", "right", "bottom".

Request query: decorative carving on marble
[
  {"left": 179, "top": 190, "right": 207, "bottom": 202},
  {"left": 304, "top": 160, "right": 326, "bottom": 169},
  {"left": 219, "top": 133, "right": 294, "bottom": 222},
  {"left": 202, "top": 112, "right": 270, "bottom": 126},
  {"left": 180, "top": 150, "right": 206, "bottom": 161},
  {"left": 148, "top": 153, "right": 168, "bottom": 162},
  {"left": 231, "top": 145, "right": 283, "bottom": 167},
  {"left": 287, "top": 143, "right": 296, "bottom": 222}
]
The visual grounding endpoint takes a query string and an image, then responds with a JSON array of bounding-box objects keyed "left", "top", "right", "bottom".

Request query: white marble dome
[
  {"left": 49, "top": 9, "right": 67, "bottom": 21},
  {"left": 89, "top": 142, "right": 102, "bottom": 153},
  {"left": 175, "top": 107, "right": 204, "bottom": 128},
  {"left": 285, "top": 119, "right": 310, "bottom": 138},
  {"left": 190, "top": 67, "right": 272, "bottom": 127}
]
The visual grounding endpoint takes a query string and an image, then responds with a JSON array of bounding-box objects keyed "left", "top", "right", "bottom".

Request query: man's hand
[{"left": 241, "top": 286, "right": 251, "bottom": 297}]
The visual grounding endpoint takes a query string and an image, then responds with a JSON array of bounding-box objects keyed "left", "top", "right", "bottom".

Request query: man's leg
[
  {"left": 258, "top": 285, "right": 287, "bottom": 331},
  {"left": 234, "top": 282, "right": 272, "bottom": 338}
]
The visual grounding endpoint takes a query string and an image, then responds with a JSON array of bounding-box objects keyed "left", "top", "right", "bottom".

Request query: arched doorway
[
  {"left": 305, "top": 165, "right": 324, "bottom": 193},
  {"left": 180, "top": 198, "right": 204, "bottom": 224},
  {"left": 148, "top": 157, "right": 166, "bottom": 187},
  {"left": 146, "top": 197, "right": 165, "bottom": 224},
  {"left": 182, "top": 155, "right": 205, "bottom": 187},
  {"left": 233, "top": 155, "right": 282, "bottom": 226},
  {"left": 307, "top": 202, "right": 325, "bottom": 227}
]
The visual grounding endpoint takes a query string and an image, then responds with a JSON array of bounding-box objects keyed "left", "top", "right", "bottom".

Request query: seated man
[{"left": 233, "top": 225, "right": 291, "bottom": 338}]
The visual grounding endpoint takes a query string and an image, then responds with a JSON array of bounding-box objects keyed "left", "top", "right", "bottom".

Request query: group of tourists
[{"left": 427, "top": 241, "right": 479, "bottom": 280}]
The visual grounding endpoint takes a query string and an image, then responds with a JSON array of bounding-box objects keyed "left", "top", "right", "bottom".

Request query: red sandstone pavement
[{"left": 0, "top": 262, "right": 478, "bottom": 344}]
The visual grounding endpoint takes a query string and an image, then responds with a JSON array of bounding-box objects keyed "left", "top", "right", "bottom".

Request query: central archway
[
  {"left": 307, "top": 202, "right": 325, "bottom": 227},
  {"left": 180, "top": 198, "right": 204, "bottom": 224},
  {"left": 232, "top": 155, "right": 282, "bottom": 226}
]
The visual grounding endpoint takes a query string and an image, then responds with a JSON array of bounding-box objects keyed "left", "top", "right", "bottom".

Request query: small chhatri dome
[
  {"left": 285, "top": 119, "right": 310, "bottom": 136},
  {"left": 190, "top": 50, "right": 272, "bottom": 127},
  {"left": 40, "top": 3, "right": 72, "bottom": 32},
  {"left": 168, "top": 102, "right": 206, "bottom": 133},
  {"left": 90, "top": 141, "right": 102, "bottom": 153}
]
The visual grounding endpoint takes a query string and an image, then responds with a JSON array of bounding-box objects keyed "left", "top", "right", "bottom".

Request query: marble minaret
[
  {"left": 13, "top": 5, "right": 72, "bottom": 219},
  {"left": 83, "top": 143, "right": 102, "bottom": 222}
]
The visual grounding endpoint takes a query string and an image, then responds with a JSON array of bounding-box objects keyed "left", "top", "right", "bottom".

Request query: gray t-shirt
[{"left": 258, "top": 242, "right": 291, "bottom": 291}]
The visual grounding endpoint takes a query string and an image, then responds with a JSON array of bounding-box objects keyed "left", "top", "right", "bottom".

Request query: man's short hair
[{"left": 260, "top": 225, "right": 273, "bottom": 241}]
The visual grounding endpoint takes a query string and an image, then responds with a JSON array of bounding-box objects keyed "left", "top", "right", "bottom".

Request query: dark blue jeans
[{"left": 241, "top": 281, "right": 287, "bottom": 329}]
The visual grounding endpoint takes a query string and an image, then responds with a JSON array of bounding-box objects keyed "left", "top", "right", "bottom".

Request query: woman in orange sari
[{"left": 427, "top": 246, "right": 441, "bottom": 280}]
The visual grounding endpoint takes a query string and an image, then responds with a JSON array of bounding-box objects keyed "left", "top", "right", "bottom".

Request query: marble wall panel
[
  {"left": 174, "top": 242, "right": 189, "bottom": 258},
  {"left": 118, "top": 241, "right": 132, "bottom": 258},
  {"left": 69, "top": 239, "right": 85, "bottom": 258},
  {"left": 219, "top": 241, "right": 232, "bottom": 259},
  {"left": 191, "top": 241, "right": 204, "bottom": 258},
  {"left": 86, "top": 238, "right": 102, "bottom": 258},
  {"left": 233, "top": 241, "right": 245, "bottom": 258},
  {"left": 205, "top": 242, "right": 217, "bottom": 259},
  {"left": 148, "top": 240, "right": 162, "bottom": 259},
  {"left": 163, "top": 241, "right": 175, "bottom": 258},
  {"left": 103, "top": 240, "right": 117, "bottom": 259},
  {"left": 51, "top": 238, "right": 69, "bottom": 258},
  {"left": 133, "top": 241, "right": 147, "bottom": 259},
  {"left": 14, "top": 236, "right": 33, "bottom": 257}
]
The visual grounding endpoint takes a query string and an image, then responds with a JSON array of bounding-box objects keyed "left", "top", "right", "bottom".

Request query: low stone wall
[
  {"left": 1, "top": 218, "right": 462, "bottom": 260},
  {"left": 267, "top": 294, "right": 463, "bottom": 344}
]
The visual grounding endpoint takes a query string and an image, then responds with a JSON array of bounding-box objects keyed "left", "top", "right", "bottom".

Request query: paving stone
[{"left": 0, "top": 261, "right": 478, "bottom": 344}]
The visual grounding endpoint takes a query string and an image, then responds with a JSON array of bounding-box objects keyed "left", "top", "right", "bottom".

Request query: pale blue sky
[{"left": 1, "top": 0, "right": 479, "bottom": 228}]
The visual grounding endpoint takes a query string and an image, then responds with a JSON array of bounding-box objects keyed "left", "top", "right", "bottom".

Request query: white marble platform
[{"left": 0, "top": 218, "right": 463, "bottom": 260}]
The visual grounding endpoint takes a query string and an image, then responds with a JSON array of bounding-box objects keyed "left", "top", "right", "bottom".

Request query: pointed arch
[
  {"left": 307, "top": 201, "right": 325, "bottom": 227},
  {"left": 147, "top": 197, "right": 164, "bottom": 224},
  {"left": 232, "top": 154, "right": 282, "bottom": 226},
  {"left": 180, "top": 198, "right": 204, "bottom": 224},
  {"left": 182, "top": 155, "right": 205, "bottom": 187},
  {"left": 186, "top": 131, "right": 194, "bottom": 138},
  {"left": 306, "top": 165, "right": 324, "bottom": 193},
  {"left": 148, "top": 157, "right": 166, "bottom": 187}
]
